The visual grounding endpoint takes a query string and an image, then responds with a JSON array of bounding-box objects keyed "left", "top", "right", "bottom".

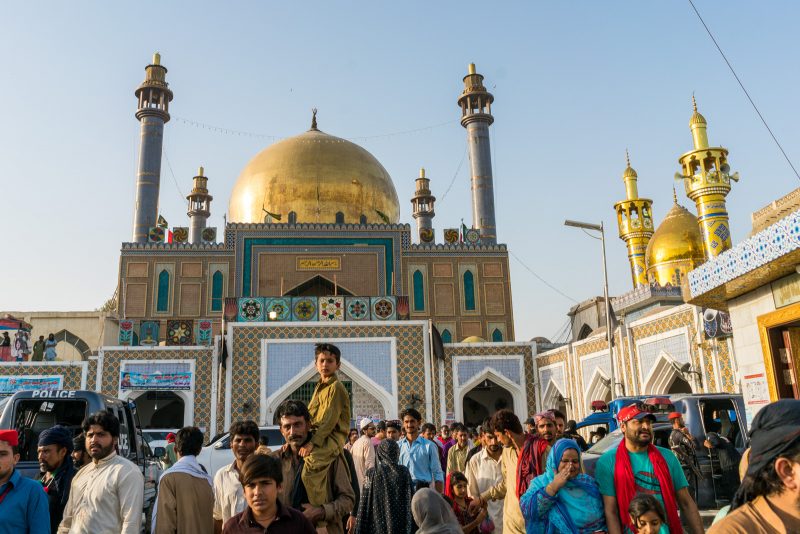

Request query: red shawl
[
  {"left": 516, "top": 434, "right": 547, "bottom": 499},
  {"left": 614, "top": 441, "right": 682, "bottom": 533}
]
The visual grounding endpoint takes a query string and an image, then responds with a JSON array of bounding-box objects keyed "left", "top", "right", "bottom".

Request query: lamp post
[{"left": 564, "top": 219, "right": 616, "bottom": 400}]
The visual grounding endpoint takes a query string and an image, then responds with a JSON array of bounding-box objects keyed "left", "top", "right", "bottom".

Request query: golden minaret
[
  {"left": 677, "top": 96, "right": 739, "bottom": 258},
  {"left": 614, "top": 151, "right": 654, "bottom": 288}
]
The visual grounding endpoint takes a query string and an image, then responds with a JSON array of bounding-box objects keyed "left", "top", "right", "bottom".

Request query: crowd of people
[
  {"left": 0, "top": 331, "right": 58, "bottom": 362},
  {"left": 0, "top": 341, "right": 799, "bottom": 533}
]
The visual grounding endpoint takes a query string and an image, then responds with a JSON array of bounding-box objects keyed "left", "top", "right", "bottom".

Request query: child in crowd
[
  {"left": 445, "top": 471, "right": 487, "bottom": 534},
  {"left": 300, "top": 343, "right": 351, "bottom": 520},
  {"left": 628, "top": 494, "right": 667, "bottom": 534}
]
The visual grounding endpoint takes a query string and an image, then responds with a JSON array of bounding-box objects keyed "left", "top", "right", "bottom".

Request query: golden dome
[
  {"left": 461, "top": 336, "right": 487, "bottom": 343},
  {"left": 228, "top": 127, "right": 400, "bottom": 224},
  {"left": 622, "top": 165, "right": 638, "bottom": 179},
  {"left": 645, "top": 201, "right": 706, "bottom": 286}
]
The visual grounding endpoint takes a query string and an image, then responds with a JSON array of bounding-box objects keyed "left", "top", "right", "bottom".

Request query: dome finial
[
  {"left": 692, "top": 93, "right": 697, "bottom": 113},
  {"left": 310, "top": 108, "right": 318, "bottom": 130},
  {"left": 625, "top": 148, "right": 631, "bottom": 168},
  {"left": 673, "top": 185, "right": 678, "bottom": 204}
]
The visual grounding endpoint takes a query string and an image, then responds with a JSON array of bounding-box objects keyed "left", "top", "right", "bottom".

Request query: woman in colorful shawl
[
  {"left": 520, "top": 438, "right": 607, "bottom": 534},
  {"left": 354, "top": 439, "right": 414, "bottom": 534}
]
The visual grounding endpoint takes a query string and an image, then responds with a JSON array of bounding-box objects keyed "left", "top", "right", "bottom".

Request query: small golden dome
[
  {"left": 645, "top": 202, "right": 706, "bottom": 286},
  {"left": 689, "top": 95, "right": 707, "bottom": 126},
  {"left": 461, "top": 336, "right": 487, "bottom": 343},
  {"left": 689, "top": 111, "right": 707, "bottom": 126},
  {"left": 623, "top": 165, "right": 638, "bottom": 179},
  {"left": 228, "top": 128, "right": 400, "bottom": 224}
]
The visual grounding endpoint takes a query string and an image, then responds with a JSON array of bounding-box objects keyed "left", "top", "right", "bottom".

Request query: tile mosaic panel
[
  {"left": 0, "top": 364, "right": 85, "bottom": 390},
  {"left": 265, "top": 298, "right": 291, "bottom": 321},
  {"left": 457, "top": 358, "right": 521, "bottom": 386},
  {"left": 265, "top": 340, "right": 394, "bottom": 395},
  {"left": 396, "top": 296, "right": 410, "bottom": 320},
  {"left": 580, "top": 353, "right": 612, "bottom": 387},
  {"left": 291, "top": 297, "right": 318, "bottom": 321},
  {"left": 319, "top": 297, "right": 345, "bottom": 321},
  {"left": 345, "top": 297, "right": 370, "bottom": 321},
  {"left": 231, "top": 324, "right": 426, "bottom": 420},
  {"left": 371, "top": 296, "right": 396, "bottom": 321},
  {"left": 166, "top": 320, "right": 194, "bottom": 346},
  {"left": 689, "top": 209, "right": 800, "bottom": 297},
  {"left": 539, "top": 366, "right": 565, "bottom": 398},
  {"left": 196, "top": 319, "right": 213, "bottom": 346},
  {"left": 638, "top": 333, "right": 690, "bottom": 375},
  {"left": 139, "top": 321, "right": 160, "bottom": 346},
  {"left": 100, "top": 348, "right": 215, "bottom": 440},
  {"left": 119, "top": 320, "right": 135, "bottom": 346},
  {"left": 238, "top": 298, "right": 265, "bottom": 322}
]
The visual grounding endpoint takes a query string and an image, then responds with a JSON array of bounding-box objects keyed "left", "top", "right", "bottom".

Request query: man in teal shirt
[
  {"left": 0, "top": 429, "right": 50, "bottom": 534},
  {"left": 594, "top": 403, "right": 703, "bottom": 534}
]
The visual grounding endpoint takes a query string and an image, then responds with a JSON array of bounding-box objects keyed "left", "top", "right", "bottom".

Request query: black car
[
  {"left": 0, "top": 390, "right": 162, "bottom": 531},
  {"left": 581, "top": 393, "right": 747, "bottom": 510}
]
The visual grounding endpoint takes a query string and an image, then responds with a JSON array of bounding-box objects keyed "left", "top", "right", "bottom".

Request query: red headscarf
[
  {"left": 516, "top": 433, "right": 547, "bottom": 499},
  {"left": 614, "top": 440, "right": 682, "bottom": 533}
]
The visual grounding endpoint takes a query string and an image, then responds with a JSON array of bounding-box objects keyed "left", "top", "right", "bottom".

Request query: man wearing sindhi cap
[{"left": 0, "top": 429, "right": 50, "bottom": 534}]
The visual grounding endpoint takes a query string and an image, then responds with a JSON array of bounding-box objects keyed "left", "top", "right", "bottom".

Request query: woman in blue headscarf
[{"left": 520, "top": 438, "right": 607, "bottom": 534}]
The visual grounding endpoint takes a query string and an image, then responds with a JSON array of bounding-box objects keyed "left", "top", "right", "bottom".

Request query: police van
[{"left": 0, "top": 390, "right": 161, "bottom": 530}]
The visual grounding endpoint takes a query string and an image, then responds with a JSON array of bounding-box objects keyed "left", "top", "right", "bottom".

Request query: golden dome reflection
[
  {"left": 228, "top": 127, "right": 400, "bottom": 224},
  {"left": 645, "top": 201, "right": 706, "bottom": 287}
]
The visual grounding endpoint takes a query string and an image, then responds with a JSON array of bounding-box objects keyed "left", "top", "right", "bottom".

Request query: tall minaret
[
  {"left": 411, "top": 168, "right": 436, "bottom": 242},
  {"left": 187, "top": 167, "right": 213, "bottom": 244},
  {"left": 457, "top": 63, "right": 497, "bottom": 245},
  {"left": 677, "top": 96, "right": 739, "bottom": 258},
  {"left": 614, "top": 152, "right": 654, "bottom": 288},
  {"left": 131, "top": 52, "right": 173, "bottom": 243}
]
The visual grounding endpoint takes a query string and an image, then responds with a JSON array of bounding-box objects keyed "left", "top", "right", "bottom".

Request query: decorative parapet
[
  {"left": 407, "top": 243, "right": 508, "bottom": 253},
  {"left": 612, "top": 283, "right": 682, "bottom": 313},
  {"left": 751, "top": 187, "right": 800, "bottom": 234},
  {"left": 120, "top": 242, "right": 229, "bottom": 252},
  {"left": 687, "top": 208, "right": 800, "bottom": 303}
]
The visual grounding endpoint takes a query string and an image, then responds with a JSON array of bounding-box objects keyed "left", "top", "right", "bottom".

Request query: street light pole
[{"left": 565, "top": 219, "right": 616, "bottom": 400}]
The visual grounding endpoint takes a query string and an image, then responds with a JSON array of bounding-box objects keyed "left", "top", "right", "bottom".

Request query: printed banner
[
  {"left": 0, "top": 375, "right": 63, "bottom": 396},
  {"left": 120, "top": 371, "right": 191, "bottom": 390}
]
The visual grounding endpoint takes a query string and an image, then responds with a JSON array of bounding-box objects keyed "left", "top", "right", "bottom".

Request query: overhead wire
[
  {"left": 509, "top": 250, "right": 578, "bottom": 304},
  {"left": 438, "top": 146, "right": 468, "bottom": 204},
  {"left": 688, "top": 0, "right": 800, "bottom": 181}
]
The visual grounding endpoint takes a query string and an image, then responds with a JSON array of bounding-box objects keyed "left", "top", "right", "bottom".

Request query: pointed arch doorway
[{"left": 461, "top": 378, "right": 514, "bottom": 427}]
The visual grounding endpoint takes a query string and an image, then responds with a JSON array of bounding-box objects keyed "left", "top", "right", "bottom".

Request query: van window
[
  {"left": 12, "top": 399, "right": 87, "bottom": 461},
  {"left": 698, "top": 398, "right": 742, "bottom": 448}
]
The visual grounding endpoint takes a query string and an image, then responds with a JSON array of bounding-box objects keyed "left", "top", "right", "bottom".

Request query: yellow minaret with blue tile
[
  {"left": 677, "top": 97, "right": 739, "bottom": 258},
  {"left": 614, "top": 152, "right": 654, "bottom": 288}
]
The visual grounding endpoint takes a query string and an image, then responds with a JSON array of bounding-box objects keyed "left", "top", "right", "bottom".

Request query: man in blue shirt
[
  {"left": 0, "top": 429, "right": 50, "bottom": 534},
  {"left": 398, "top": 409, "right": 444, "bottom": 493}
]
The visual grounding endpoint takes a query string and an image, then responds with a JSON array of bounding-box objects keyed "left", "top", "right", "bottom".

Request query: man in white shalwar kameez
[{"left": 58, "top": 411, "right": 143, "bottom": 534}]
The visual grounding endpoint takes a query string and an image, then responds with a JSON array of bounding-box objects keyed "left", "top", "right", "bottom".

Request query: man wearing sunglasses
[{"left": 594, "top": 403, "right": 703, "bottom": 534}]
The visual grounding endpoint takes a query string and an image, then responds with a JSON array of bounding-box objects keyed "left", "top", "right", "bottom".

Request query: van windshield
[{"left": 13, "top": 399, "right": 87, "bottom": 461}]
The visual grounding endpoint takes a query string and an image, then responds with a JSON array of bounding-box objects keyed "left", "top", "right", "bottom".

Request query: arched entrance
[
  {"left": 667, "top": 375, "right": 693, "bottom": 394},
  {"left": 131, "top": 391, "right": 186, "bottom": 429},
  {"left": 461, "top": 379, "right": 514, "bottom": 427}
]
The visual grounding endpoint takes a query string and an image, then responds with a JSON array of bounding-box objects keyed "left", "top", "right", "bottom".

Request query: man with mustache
[
  {"left": 58, "top": 411, "right": 144, "bottom": 534},
  {"left": 214, "top": 420, "right": 260, "bottom": 533},
  {"left": 272, "top": 399, "right": 354, "bottom": 534},
  {"left": 595, "top": 403, "right": 703, "bottom": 534},
  {"left": 465, "top": 418, "right": 504, "bottom": 533},
  {"left": 36, "top": 425, "right": 77, "bottom": 533}
]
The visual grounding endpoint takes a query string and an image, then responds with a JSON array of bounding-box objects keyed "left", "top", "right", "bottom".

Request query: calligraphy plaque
[{"left": 297, "top": 257, "right": 341, "bottom": 271}]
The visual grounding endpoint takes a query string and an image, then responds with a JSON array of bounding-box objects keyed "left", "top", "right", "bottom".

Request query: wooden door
[{"left": 780, "top": 328, "right": 800, "bottom": 399}]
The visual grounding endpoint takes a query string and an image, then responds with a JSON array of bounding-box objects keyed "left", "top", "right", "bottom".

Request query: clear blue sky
[{"left": 2, "top": 1, "right": 798, "bottom": 342}]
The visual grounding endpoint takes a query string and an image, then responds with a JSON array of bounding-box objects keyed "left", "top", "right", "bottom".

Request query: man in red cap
[
  {"left": 594, "top": 403, "right": 703, "bottom": 534},
  {"left": 668, "top": 411, "right": 701, "bottom": 502},
  {"left": 163, "top": 432, "right": 177, "bottom": 469},
  {"left": 0, "top": 429, "right": 50, "bottom": 534}
]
